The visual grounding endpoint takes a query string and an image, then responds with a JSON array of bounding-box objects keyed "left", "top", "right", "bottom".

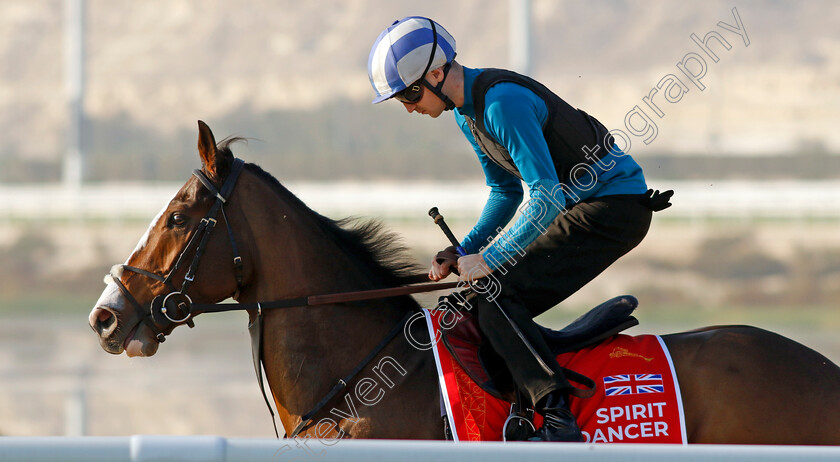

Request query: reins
[{"left": 190, "top": 279, "right": 459, "bottom": 316}]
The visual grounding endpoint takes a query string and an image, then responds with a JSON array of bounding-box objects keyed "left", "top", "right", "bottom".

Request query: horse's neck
[
  {"left": 237, "top": 177, "right": 430, "bottom": 436},
  {"left": 240, "top": 192, "right": 385, "bottom": 298},
  {"left": 236, "top": 173, "right": 412, "bottom": 315}
]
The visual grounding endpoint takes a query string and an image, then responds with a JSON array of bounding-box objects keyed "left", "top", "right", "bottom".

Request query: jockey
[{"left": 368, "top": 16, "right": 669, "bottom": 442}]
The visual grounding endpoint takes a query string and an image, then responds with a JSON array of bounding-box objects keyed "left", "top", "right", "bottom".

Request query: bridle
[{"left": 107, "top": 158, "right": 246, "bottom": 343}]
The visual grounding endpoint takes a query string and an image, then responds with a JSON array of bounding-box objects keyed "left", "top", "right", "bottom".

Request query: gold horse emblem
[{"left": 609, "top": 346, "right": 654, "bottom": 362}]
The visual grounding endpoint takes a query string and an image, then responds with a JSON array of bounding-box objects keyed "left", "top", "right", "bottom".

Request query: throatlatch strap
[{"left": 220, "top": 206, "right": 244, "bottom": 295}]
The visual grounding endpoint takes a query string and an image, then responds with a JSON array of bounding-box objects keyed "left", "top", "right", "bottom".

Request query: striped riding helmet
[{"left": 368, "top": 16, "right": 457, "bottom": 104}]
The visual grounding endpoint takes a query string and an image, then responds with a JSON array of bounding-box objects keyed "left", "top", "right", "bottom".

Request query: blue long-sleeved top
[{"left": 454, "top": 66, "right": 648, "bottom": 270}]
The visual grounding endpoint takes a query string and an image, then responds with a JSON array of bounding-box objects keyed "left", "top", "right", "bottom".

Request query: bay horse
[{"left": 89, "top": 121, "right": 840, "bottom": 444}]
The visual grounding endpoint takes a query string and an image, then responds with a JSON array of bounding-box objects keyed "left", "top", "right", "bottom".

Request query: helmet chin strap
[{"left": 422, "top": 61, "right": 456, "bottom": 111}]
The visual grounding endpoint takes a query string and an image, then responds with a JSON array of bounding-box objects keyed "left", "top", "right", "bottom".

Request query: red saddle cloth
[{"left": 423, "top": 309, "right": 687, "bottom": 444}]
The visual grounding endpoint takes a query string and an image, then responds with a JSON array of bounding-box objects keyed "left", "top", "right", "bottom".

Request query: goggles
[{"left": 395, "top": 80, "right": 425, "bottom": 104}]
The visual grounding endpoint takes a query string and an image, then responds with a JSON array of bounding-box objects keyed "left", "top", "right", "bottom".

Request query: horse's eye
[{"left": 169, "top": 213, "right": 187, "bottom": 227}]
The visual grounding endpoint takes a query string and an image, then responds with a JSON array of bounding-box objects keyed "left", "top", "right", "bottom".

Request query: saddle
[{"left": 439, "top": 294, "right": 639, "bottom": 402}]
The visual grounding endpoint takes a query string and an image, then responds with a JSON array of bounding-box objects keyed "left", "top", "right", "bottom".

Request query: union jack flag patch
[{"left": 603, "top": 374, "right": 665, "bottom": 396}]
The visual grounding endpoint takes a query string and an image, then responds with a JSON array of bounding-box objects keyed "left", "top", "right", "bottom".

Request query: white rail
[
  {"left": 2, "top": 181, "right": 840, "bottom": 221},
  {"left": 1, "top": 437, "right": 839, "bottom": 462}
]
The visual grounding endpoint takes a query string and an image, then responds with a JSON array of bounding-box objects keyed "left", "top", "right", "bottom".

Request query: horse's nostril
[
  {"left": 97, "top": 309, "right": 112, "bottom": 323},
  {"left": 91, "top": 308, "right": 118, "bottom": 337}
]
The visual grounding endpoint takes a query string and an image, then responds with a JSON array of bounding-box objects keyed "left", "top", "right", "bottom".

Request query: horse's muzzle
[{"left": 90, "top": 282, "right": 140, "bottom": 355}]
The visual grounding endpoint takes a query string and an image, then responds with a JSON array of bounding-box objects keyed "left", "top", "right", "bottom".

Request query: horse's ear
[
  {"left": 197, "top": 120, "right": 219, "bottom": 176},
  {"left": 197, "top": 120, "right": 234, "bottom": 180}
]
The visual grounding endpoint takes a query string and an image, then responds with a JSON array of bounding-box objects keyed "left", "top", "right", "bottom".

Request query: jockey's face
[
  {"left": 400, "top": 91, "right": 445, "bottom": 118},
  {"left": 398, "top": 68, "right": 447, "bottom": 118}
]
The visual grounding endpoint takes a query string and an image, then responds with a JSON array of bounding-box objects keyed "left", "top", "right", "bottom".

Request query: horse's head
[{"left": 89, "top": 121, "right": 249, "bottom": 356}]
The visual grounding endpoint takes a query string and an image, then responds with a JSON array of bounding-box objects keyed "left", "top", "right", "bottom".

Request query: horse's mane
[{"left": 237, "top": 159, "right": 424, "bottom": 289}]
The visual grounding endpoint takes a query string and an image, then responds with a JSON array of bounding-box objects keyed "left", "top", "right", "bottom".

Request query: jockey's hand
[
  {"left": 429, "top": 257, "right": 455, "bottom": 281},
  {"left": 457, "top": 254, "right": 493, "bottom": 282},
  {"left": 430, "top": 246, "right": 461, "bottom": 281}
]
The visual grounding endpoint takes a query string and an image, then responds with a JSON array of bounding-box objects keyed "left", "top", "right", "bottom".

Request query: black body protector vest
[{"left": 463, "top": 69, "right": 614, "bottom": 184}]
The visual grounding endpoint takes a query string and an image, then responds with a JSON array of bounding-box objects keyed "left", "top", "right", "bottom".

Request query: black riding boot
[{"left": 528, "top": 392, "right": 583, "bottom": 442}]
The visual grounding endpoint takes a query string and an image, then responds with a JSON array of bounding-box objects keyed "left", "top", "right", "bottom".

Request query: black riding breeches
[{"left": 474, "top": 194, "right": 652, "bottom": 407}]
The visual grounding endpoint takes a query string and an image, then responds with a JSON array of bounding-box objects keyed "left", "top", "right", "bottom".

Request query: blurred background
[{"left": 1, "top": 0, "right": 839, "bottom": 438}]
